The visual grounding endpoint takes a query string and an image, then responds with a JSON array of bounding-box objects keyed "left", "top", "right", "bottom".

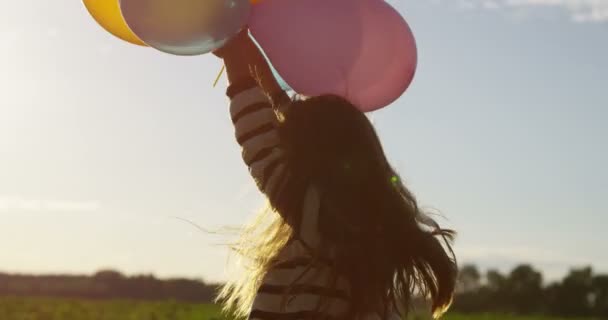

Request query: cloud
[
  {"left": 454, "top": 0, "right": 608, "bottom": 22},
  {"left": 0, "top": 195, "right": 101, "bottom": 213}
]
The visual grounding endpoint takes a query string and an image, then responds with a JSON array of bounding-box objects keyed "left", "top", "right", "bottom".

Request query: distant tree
[
  {"left": 93, "top": 270, "right": 124, "bottom": 282},
  {"left": 483, "top": 269, "right": 509, "bottom": 312},
  {"left": 165, "top": 278, "right": 217, "bottom": 302},
  {"left": 486, "top": 269, "right": 507, "bottom": 292},
  {"left": 452, "top": 265, "right": 483, "bottom": 312},
  {"left": 457, "top": 264, "right": 481, "bottom": 293},
  {"left": 93, "top": 269, "right": 126, "bottom": 298},
  {"left": 543, "top": 282, "right": 561, "bottom": 314},
  {"left": 548, "top": 266, "right": 593, "bottom": 317},
  {"left": 591, "top": 274, "right": 608, "bottom": 317},
  {"left": 128, "top": 275, "right": 163, "bottom": 299},
  {"left": 506, "top": 264, "right": 543, "bottom": 314}
]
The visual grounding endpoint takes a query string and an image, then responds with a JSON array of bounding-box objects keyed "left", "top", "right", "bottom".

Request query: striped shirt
[{"left": 228, "top": 83, "right": 401, "bottom": 320}]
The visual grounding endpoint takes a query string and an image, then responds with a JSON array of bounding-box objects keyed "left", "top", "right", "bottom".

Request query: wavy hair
[{"left": 218, "top": 95, "right": 457, "bottom": 319}]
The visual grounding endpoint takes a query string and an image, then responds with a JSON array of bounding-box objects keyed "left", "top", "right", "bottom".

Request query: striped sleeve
[
  {"left": 229, "top": 83, "right": 324, "bottom": 247},
  {"left": 229, "top": 84, "right": 300, "bottom": 224}
]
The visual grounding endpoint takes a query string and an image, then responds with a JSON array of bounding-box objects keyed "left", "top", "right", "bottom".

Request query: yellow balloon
[{"left": 83, "top": 0, "right": 146, "bottom": 46}]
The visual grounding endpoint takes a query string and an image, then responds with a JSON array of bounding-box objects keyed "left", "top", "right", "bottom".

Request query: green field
[{"left": 0, "top": 297, "right": 591, "bottom": 320}]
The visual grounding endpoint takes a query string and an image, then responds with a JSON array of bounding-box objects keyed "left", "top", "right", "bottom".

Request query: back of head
[
  {"left": 279, "top": 95, "right": 457, "bottom": 318},
  {"left": 281, "top": 95, "right": 384, "bottom": 182}
]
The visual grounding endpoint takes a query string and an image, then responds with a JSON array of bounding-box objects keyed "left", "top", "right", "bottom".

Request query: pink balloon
[
  {"left": 349, "top": 0, "right": 418, "bottom": 111},
  {"left": 250, "top": 0, "right": 363, "bottom": 102},
  {"left": 250, "top": 0, "right": 417, "bottom": 112}
]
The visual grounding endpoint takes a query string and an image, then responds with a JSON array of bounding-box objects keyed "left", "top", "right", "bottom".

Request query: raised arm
[
  {"left": 214, "top": 30, "right": 288, "bottom": 106},
  {"left": 214, "top": 30, "right": 305, "bottom": 228}
]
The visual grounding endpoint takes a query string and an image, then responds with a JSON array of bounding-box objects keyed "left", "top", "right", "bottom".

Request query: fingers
[{"left": 213, "top": 28, "right": 252, "bottom": 58}]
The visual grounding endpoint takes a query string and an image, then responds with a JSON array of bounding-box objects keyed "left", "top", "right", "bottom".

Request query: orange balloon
[{"left": 83, "top": 0, "right": 146, "bottom": 46}]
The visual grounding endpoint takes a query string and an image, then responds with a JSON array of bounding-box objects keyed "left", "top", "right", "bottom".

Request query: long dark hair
[
  {"left": 219, "top": 94, "right": 457, "bottom": 319},
  {"left": 281, "top": 94, "right": 457, "bottom": 318}
]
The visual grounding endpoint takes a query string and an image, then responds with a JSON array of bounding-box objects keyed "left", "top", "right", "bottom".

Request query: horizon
[{"left": 1, "top": 0, "right": 607, "bottom": 284}]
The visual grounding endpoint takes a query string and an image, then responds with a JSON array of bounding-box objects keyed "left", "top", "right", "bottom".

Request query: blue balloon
[{"left": 120, "top": 0, "right": 251, "bottom": 56}]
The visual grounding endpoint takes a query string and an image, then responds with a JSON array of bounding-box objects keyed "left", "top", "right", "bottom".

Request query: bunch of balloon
[
  {"left": 83, "top": 0, "right": 418, "bottom": 111},
  {"left": 249, "top": 0, "right": 418, "bottom": 112}
]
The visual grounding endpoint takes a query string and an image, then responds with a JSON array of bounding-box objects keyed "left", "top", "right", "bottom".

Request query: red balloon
[{"left": 250, "top": 0, "right": 417, "bottom": 112}]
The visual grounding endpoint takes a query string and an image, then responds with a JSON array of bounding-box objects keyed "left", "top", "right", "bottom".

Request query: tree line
[
  {"left": 0, "top": 270, "right": 218, "bottom": 302},
  {"left": 452, "top": 264, "right": 608, "bottom": 318},
  {"left": 1, "top": 264, "right": 607, "bottom": 318}
]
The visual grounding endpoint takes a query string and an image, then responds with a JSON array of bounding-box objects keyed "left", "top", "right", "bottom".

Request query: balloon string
[{"left": 213, "top": 64, "right": 226, "bottom": 87}]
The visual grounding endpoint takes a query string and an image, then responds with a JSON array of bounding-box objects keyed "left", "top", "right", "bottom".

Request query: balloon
[
  {"left": 83, "top": 0, "right": 146, "bottom": 46},
  {"left": 120, "top": 0, "right": 251, "bottom": 56},
  {"left": 250, "top": 0, "right": 363, "bottom": 103},
  {"left": 348, "top": 0, "right": 417, "bottom": 112},
  {"left": 250, "top": 0, "right": 417, "bottom": 112}
]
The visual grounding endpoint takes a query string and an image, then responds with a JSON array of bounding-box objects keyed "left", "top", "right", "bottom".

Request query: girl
[{"left": 214, "top": 30, "right": 457, "bottom": 320}]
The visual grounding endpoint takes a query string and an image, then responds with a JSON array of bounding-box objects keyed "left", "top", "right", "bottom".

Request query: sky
[{"left": 0, "top": 0, "right": 606, "bottom": 284}]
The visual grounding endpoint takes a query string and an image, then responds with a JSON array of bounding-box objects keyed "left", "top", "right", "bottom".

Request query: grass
[
  {"left": 0, "top": 297, "right": 222, "bottom": 320},
  {"left": 0, "top": 296, "right": 591, "bottom": 320}
]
